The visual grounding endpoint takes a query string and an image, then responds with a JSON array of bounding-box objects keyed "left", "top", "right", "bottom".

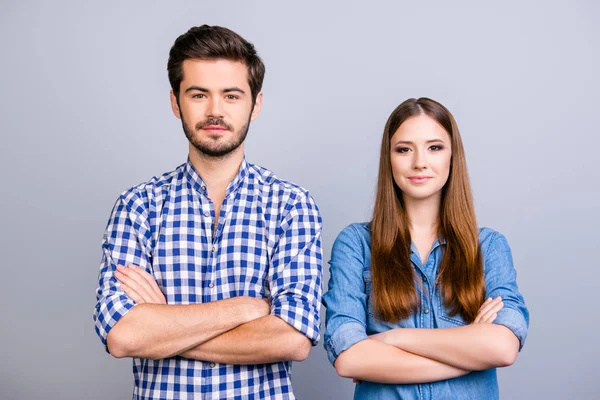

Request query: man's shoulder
[
  {"left": 118, "top": 163, "right": 185, "bottom": 207},
  {"left": 246, "top": 162, "right": 314, "bottom": 205}
]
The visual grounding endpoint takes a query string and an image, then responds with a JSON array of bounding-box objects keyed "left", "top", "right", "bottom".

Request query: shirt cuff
[
  {"left": 324, "top": 321, "right": 368, "bottom": 365},
  {"left": 95, "top": 296, "right": 136, "bottom": 353},
  {"left": 493, "top": 307, "right": 528, "bottom": 350},
  {"left": 271, "top": 299, "right": 321, "bottom": 345}
]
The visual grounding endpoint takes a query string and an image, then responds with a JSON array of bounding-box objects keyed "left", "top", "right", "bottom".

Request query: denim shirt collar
[{"left": 410, "top": 237, "right": 446, "bottom": 255}]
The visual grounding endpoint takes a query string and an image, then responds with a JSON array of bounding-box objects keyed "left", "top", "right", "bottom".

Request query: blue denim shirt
[{"left": 323, "top": 223, "right": 529, "bottom": 400}]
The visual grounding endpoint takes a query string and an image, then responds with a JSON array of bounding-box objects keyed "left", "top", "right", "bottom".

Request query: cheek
[
  {"left": 435, "top": 154, "right": 452, "bottom": 181},
  {"left": 233, "top": 104, "right": 254, "bottom": 123},
  {"left": 390, "top": 156, "right": 410, "bottom": 186}
]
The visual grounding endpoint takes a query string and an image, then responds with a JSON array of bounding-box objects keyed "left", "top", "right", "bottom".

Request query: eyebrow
[
  {"left": 394, "top": 139, "right": 446, "bottom": 145},
  {"left": 184, "top": 86, "right": 246, "bottom": 94}
]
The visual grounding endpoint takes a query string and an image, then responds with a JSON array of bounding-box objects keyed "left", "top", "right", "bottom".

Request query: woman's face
[{"left": 390, "top": 114, "right": 452, "bottom": 203}]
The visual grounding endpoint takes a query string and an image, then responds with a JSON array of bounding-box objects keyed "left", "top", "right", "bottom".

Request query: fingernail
[
  {"left": 116, "top": 265, "right": 124, "bottom": 271},
  {"left": 128, "top": 264, "right": 136, "bottom": 269}
]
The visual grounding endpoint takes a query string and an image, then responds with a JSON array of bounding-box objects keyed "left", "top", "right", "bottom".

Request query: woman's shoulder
[
  {"left": 478, "top": 227, "right": 511, "bottom": 254},
  {"left": 332, "top": 222, "right": 372, "bottom": 251},
  {"left": 338, "top": 222, "right": 371, "bottom": 240}
]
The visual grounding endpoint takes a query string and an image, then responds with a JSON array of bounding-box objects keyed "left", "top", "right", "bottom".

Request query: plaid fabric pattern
[{"left": 93, "top": 159, "right": 323, "bottom": 399}]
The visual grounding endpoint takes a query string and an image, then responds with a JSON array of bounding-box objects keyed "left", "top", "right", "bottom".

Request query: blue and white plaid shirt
[{"left": 94, "top": 159, "right": 323, "bottom": 399}]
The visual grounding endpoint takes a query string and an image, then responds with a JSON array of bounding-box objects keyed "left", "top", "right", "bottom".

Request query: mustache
[{"left": 195, "top": 118, "right": 233, "bottom": 131}]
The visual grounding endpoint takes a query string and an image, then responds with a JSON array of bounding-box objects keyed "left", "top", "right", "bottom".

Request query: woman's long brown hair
[{"left": 371, "top": 97, "right": 484, "bottom": 323}]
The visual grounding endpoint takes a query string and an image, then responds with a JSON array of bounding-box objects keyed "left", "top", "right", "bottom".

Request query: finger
[
  {"left": 477, "top": 297, "right": 503, "bottom": 323},
  {"left": 480, "top": 301, "right": 504, "bottom": 323},
  {"left": 481, "top": 297, "right": 493, "bottom": 307},
  {"left": 476, "top": 297, "right": 501, "bottom": 319},
  {"left": 485, "top": 312, "right": 498, "bottom": 323},
  {"left": 119, "top": 265, "right": 156, "bottom": 301},
  {"left": 114, "top": 270, "right": 144, "bottom": 298},
  {"left": 474, "top": 298, "right": 493, "bottom": 323},
  {"left": 119, "top": 283, "right": 145, "bottom": 304},
  {"left": 115, "top": 266, "right": 155, "bottom": 303},
  {"left": 128, "top": 265, "right": 165, "bottom": 299},
  {"left": 127, "top": 264, "right": 166, "bottom": 304},
  {"left": 481, "top": 311, "right": 498, "bottom": 324}
]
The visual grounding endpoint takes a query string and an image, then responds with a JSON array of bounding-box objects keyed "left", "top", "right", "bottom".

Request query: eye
[
  {"left": 192, "top": 93, "right": 206, "bottom": 99},
  {"left": 226, "top": 94, "right": 239, "bottom": 100},
  {"left": 429, "top": 145, "right": 444, "bottom": 151},
  {"left": 395, "top": 147, "right": 411, "bottom": 153}
]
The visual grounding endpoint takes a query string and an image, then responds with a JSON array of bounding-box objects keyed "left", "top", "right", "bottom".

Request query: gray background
[{"left": 1, "top": 1, "right": 598, "bottom": 399}]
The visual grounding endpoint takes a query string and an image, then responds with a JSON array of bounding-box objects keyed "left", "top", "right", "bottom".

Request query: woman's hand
[{"left": 473, "top": 296, "right": 503, "bottom": 324}]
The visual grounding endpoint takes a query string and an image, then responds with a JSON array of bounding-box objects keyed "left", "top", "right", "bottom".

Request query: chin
[{"left": 401, "top": 188, "right": 443, "bottom": 202}]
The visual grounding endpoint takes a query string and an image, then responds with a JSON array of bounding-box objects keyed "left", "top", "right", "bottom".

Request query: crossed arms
[
  {"left": 106, "top": 264, "right": 311, "bottom": 363},
  {"left": 333, "top": 298, "right": 519, "bottom": 384},
  {"left": 94, "top": 193, "right": 323, "bottom": 364},
  {"left": 323, "top": 226, "right": 529, "bottom": 385}
]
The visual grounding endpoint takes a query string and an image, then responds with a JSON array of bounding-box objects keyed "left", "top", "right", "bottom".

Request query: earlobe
[{"left": 170, "top": 90, "right": 181, "bottom": 119}]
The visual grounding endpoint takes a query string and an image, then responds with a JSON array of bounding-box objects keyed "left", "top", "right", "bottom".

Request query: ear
[
  {"left": 170, "top": 90, "right": 181, "bottom": 119},
  {"left": 250, "top": 92, "right": 263, "bottom": 122}
]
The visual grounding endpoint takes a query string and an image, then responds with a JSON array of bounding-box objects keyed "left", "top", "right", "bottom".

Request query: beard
[{"left": 182, "top": 112, "right": 251, "bottom": 158}]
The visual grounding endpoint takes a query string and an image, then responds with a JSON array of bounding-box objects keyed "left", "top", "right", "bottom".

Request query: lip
[
  {"left": 408, "top": 176, "right": 432, "bottom": 184},
  {"left": 202, "top": 125, "right": 227, "bottom": 132}
]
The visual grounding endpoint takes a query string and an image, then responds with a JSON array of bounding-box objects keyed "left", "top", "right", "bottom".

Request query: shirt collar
[
  {"left": 410, "top": 236, "right": 446, "bottom": 254},
  {"left": 185, "top": 157, "right": 248, "bottom": 198}
]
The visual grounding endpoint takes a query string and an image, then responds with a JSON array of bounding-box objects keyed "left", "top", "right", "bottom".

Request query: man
[{"left": 93, "top": 25, "right": 323, "bottom": 399}]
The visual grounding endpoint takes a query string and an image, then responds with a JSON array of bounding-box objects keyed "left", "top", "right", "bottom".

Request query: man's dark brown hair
[{"left": 167, "top": 25, "right": 265, "bottom": 103}]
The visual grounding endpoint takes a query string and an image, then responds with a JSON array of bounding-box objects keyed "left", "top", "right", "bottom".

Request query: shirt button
[
  {"left": 423, "top": 276, "right": 428, "bottom": 282},
  {"left": 203, "top": 211, "right": 210, "bottom": 217},
  {"left": 209, "top": 362, "right": 215, "bottom": 368},
  {"left": 201, "top": 185, "right": 206, "bottom": 191},
  {"left": 208, "top": 282, "right": 214, "bottom": 288},
  {"left": 212, "top": 245, "right": 217, "bottom": 252},
  {"left": 424, "top": 309, "right": 430, "bottom": 314}
]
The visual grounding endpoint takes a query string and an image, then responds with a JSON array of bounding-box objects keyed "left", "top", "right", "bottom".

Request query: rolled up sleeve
[
  {"left": 483, "top": 232, "right": 530, "bottom": 350},
  {"left": 323, "top": 225, "right": 370, "bottom": 365},
  {"left": 93, "top": 193, "right": 152, "bottom": 352},
  {"left": 269, "top": 193, "right": 323, "bottom": 345}
]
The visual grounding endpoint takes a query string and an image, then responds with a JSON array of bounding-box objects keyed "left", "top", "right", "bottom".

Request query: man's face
[{"left": 170, "top": 59, "right": 262, "bottom": 158}]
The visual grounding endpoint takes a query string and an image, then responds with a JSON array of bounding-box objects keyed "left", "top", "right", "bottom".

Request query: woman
[{"left": 323, "top": 98, "right": 529, "bottom": 399}]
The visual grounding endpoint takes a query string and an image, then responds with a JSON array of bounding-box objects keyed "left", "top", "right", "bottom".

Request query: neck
[
  {"left": 188, "top": 144, "right": 244, "bottom": 191},
  {"left": 403, "top": 193, "right": 442, "bottom": 235}
]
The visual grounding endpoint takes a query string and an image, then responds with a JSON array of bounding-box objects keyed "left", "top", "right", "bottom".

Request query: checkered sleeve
[
  {"left": 269, "top": 192, "right": 323, "bottom": 345},
  {"left": 93, "top": 192, "right": 153, "bottom": 352}
]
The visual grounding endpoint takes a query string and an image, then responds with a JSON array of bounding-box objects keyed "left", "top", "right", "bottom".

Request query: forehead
[
  {"left": 180, "top": 59, "right": 250, "bottom": 90},
  {"left": 392, "top": 114, "right": 450, "bottom": 143}
]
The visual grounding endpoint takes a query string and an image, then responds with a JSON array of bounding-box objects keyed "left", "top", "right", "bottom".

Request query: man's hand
[
  {"left": 473, "top": 296, "right": 503, "bottom": 324},
  {"left": 114, "top": 264, "right": 167, "bottom": 304},
  {"left": 114, "top": 264, "right": 271, "bottom": 321}
]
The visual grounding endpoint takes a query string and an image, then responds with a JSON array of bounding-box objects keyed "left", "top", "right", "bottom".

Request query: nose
[
  {"left": 206, "top": 97, "right": 224, "bottom": 118},
  {"left": 413, "top": 149, "right": 427, "bottom": 170}
]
